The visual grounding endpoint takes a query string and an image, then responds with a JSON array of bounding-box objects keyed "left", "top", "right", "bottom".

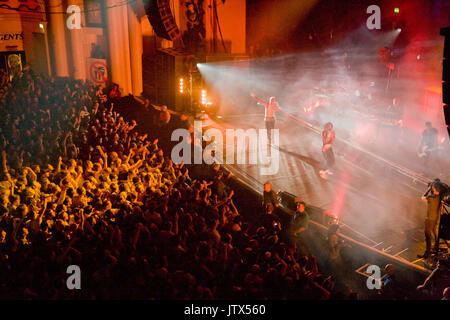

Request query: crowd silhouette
[{"left": 0, "top": 67, "right": 447, "bottom": 300}]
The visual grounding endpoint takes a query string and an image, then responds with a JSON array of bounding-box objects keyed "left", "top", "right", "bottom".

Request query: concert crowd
[{"left": 0, "top": 67, "right": 448, "bottom": 300}]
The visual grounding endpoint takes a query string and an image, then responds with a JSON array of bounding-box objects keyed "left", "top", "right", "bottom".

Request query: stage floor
[{"left": 209, "top": 111, "right": 449, "bottom": 266}]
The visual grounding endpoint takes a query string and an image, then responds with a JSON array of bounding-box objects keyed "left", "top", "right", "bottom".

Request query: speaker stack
[
  {"left": 145, "top": 0, "right": 182, "bottom": 42},
  {"left": 441, "top": 27, "right": 450, "bottom": 138}
]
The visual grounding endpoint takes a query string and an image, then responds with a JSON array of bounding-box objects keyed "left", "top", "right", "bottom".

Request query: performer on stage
[
  {"left": 250, "top": 93, "right": 281, "bottom": 144},
  {"left": 418, "top": 122, "right": 438, "bottom": 167},
  {"left": 319, "top": 122, "right": 335, "bottom": 179},
  {"left": 418, "top": 179, "right": 443, "bottom": 259},
  {"left": 386, "top": 97, "right": 403, "bottom": 119}
]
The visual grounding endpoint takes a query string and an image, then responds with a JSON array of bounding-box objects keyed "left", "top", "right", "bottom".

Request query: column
[
  {"left": 48, "top": 0, "right": 69, "bottom": 77},
  {"left": 106, "top": 0, "right": 132, "bottom": 94},
  {"left": 68, "top": 0, "right": 86, "bottom": 79},
  {"left": 128, "top": 1, "right": 143, "bottom": 96},
  {"left": 172, "top": 0, "right": 182, "bottom": 32}
]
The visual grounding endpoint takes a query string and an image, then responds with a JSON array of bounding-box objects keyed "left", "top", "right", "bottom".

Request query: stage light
[
  {"left": 397, "top": 28, "right": 402, "bottom": 32},
  {"left": 39, "top": 23, "right": 44, "bottom": 29},
  {"left": 303, "top": 105, "right": 313, "bottom": 114},
  {"left": 394, "top": 8, "right": 399, "bottom": 13},
  {"left": 201, "top": 89, "right": 207, "bottom": 105},
  {"left": 179, "top": 78, "right": 184, "bottom": 93}
]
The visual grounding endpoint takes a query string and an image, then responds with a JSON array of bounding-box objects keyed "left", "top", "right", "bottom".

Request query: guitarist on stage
[
  {"left": 418, "top": 122, "right": 438, "bottom": 168},
  {"left": 320, "top": 122, "right": 336, "bottom": 179}
]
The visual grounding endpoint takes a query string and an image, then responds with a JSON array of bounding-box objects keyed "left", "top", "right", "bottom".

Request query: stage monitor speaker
[
  {"left": 441, "top": 27, "right": 450, "bottom": 138},
  {"left": 143, "top": 48, "right": 196, "bottom": 110},
  {"left": 144, "top": 0, "right": 182, "bottom": 42}
]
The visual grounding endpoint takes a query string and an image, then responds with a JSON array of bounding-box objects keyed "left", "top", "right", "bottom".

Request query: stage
[{"left": 206, "top": 109, "right": 450, "bottom": 268}]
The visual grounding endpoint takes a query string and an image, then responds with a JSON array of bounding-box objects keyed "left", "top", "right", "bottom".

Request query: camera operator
[
  {"left": 418, "top": 179, "right": 444, "bottom": 259},
  {"left": 417, "top": 259, "right": 450, "bottom": 299},
  {"left": 326, "top": 224, "right": 352, "bottom": 277}
]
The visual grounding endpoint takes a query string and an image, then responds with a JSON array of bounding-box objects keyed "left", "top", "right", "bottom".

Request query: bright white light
[
  {"left": 201, "top": 89, "right": 207, "bottom": 104},
  {"left": 397, "top": 28, "right": 402, "bottom": 32},
  {"left": 39, "top": 23, "right": 44, "bottom": 29},
  {"left": 179, "top": 78, "right": 184, "bottom": 93}
]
